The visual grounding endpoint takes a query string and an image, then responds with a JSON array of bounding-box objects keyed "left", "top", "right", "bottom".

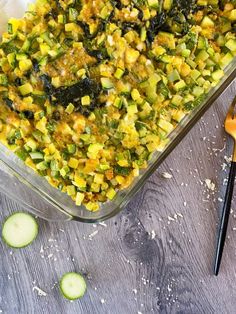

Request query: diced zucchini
[
  {"left": 225, "top": 39, "right": 236, "bottom": 52},
  {"left": 147, "top": 0, "right": 159, "bottom": 9},
  {"left": 195, "top": 50, "right": 209, "bottom": 62},
  {"left": 21, "top": 38, "right": 31, "bottom": 52},
  {"left": 157, "top": 119, "right": 174, "bottom": 133},
  {"left": 68, "top": 157, "right": 79, "bottom": 169},
  {"left": 125, "top": 48, "right": 140, "bottom": 64},
  {"left": 81, "top": 95, "right": 91, "bottom": 106},
  {"left": 19, "top": 59, "right": 32, "bottom": 72},
  {"left": 65, "top": 103, "right": 75, "bottom": 114},
  {"left": 229, "top": 9, "right": 236, "bottom": 21},
  {"left": 168, "top": 69, "right": 180, "bottom": 82},
  {"left": 131, "top": 89, "right": 141, "bottom": 101},
  {"left": 106, "top": 187, "right": 116, "bottom": 200},
  {"left": 0, "top": 74, "right": 8, "bottom": 86},
  {"left": 36, "top": 161, "right": 49, "bottom": 171},
  {"left": 87, "top": 143, "right": 103, "bottom": 159},
  {"left": 201, "top": 16, "right": 214, "bottom": 28},
  {"left": 220, "top": 52, "right": 234, "bottom": 69},
  {"left": 192, "top": 86, "right": 205, "bottom": 97},
  {"left": 101, "top": 77, "right": 114, "bottom": 89},
  {"left": 75, "top": 192, "right": 85, "bottom": 206},
  {"left": 113, "top": 97, "right": 122, "bottom": 109},
  {"left": 69, "top": 8, "right": 78, "bottom": 22},
  {"left": 163, "top": 0, "right": 173, "bottom": 10},
  {"left": 58, "top": 14, "right": 66, "bottom": 24},
  {"left": 19, "top": 83, "right": 33, "bottom": 96},
  {"left": 29, "top": 151, "right": 44, "bottom": 160},
  {"left": 127, "top": 104, "right": 138, "bottom": 115},
  {"left": 198, "top": 37, "right": 208, "bottom": 50},
  {"left": 171, "top": 95, "right": 183, "bottom": 107},
  {"left": 114, "top": 68, "right": 125, "bottom": 79},
  {"left": 211, "top": 69, "right": 224, "bottom": 81},
  {"left": 67, "top": 144, "right": 76, "bottom": 154},
  {"left": 172, "top": 110, "right": 185, "bottom": 122},
  {"left": 174, "top": 80, "right": 186, "bottom": 91},
  {"left": 191, "top": 69, "right": 201, "bottom": 80}
]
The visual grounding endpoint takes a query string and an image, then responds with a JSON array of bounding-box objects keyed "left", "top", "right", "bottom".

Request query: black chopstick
[{"left": 214, "top": 161, "right": 236, "bottom": 275}]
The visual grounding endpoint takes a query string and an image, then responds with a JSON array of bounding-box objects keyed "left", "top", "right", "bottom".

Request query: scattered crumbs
[
  {"left": 51, "top": 282, "right": 57, "bottom": 290},
  {"left": 48, "top": 238, "right": 55, "bottom": 242},
  {"left": 233, "top": 227, "right": 236, "bottom": 231},
  {"left": 223, "top": 178, "right": 228, "bottom": 186},
  {"left": 205, "top": 179, "right": 215, "bottom": 191},
  {"left": 33, "top": 286, "right": 47, "bottom": 297},
  {"left": 99, "top": 222, "right": 107, "bottom": 227},
  {"left": 88, "top": 230, "right": 98, "bottom": 240},
  {"left": 149, "top": 230, "right": 156, "bottom": 239},
  {"left": 138, "top": 312, "right": 143, "bottom": 314},
  {"left": 7, "top": 274, "right": 11, "bottom": 280},
  {"left": 221, "top": 163, "right": 227, "bottom": 171},
  {"left": 202, "top": 137, "right": 206, "bottom": 141},
  {"left": 47, "top": 254, "right": 53, "bottom": 259},
  {"left": 40, "top": 245, "right": 44, "bottom": 254},
  {"left": 183, "top": 202, "right": 187, "bottom": 207},
  {"left": 133, "top": 289, "right": 137, "bottom": 295},
  {"left": 94, "top": 287, "right": 97, "bottom": 291},
  {"left": 224, "top": 155, "right": 232, "bottom": 163},
  {"left": 93, "top": 224, "right": 97, "bottom": 228},
  {"left": 59, "top": 229, "right": 65, "bottom": 233},
  {"left": 177, "top": 212, "right": 183, "bottom": 218},
  {"left": 141, "top": 276, "right": 149, "bottom": 285},
  {"left": 167, "top": 216, "right": 175, "bottom": 222},
  {"left": 212, "top": 143, "right": 226, "bottom": 153},
  {"left": 162, "top": 172, "right": 172, "bottom": 179},
  {"left": 101, "top": 299, "right": 105, "bottom": 304},
  {"left": 9, "top": 251, "right": 13, "bottom": 255},
  {"left": 218, "top": 197, "right": 223, "bottom": 203}
]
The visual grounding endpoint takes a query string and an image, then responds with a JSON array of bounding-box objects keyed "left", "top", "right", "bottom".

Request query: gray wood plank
[{"left": 0, "top": 81, "right": 236, "bottom": 314}]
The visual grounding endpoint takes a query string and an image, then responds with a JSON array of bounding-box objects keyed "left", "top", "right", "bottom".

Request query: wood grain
[{"left": 0, "top": 81, "right": 236, "bottom": 314}]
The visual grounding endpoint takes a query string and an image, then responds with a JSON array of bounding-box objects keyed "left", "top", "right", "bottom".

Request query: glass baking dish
[{"left": 0, "top": 1, "right": 236, "bottom": 222}]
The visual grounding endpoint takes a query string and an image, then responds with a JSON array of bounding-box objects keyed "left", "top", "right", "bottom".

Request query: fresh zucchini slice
[
  {"left": 2, "top": 212, "right": 38, "bottom": 248},
  {"left": 60, "top": 272, "right": 87, "bottom": 300}
]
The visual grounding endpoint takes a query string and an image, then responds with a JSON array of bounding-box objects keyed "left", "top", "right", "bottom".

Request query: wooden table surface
[{"left": 0, "top": 81, "right": 236, "bottom": 314}]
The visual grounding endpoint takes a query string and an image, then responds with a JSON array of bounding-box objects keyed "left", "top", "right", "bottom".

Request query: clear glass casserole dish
[{"left": 0, "top": 1, "right": 236, "bottom": 222}]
